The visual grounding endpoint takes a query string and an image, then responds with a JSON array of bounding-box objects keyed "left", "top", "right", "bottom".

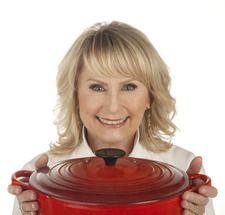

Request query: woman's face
[{"left": 77, "top": 67, "right": 150, "bottom": 152}]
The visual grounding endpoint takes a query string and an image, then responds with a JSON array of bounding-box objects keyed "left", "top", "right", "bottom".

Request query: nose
[{"left": 105, "top": 91, "right": 121, "bottom": 113}]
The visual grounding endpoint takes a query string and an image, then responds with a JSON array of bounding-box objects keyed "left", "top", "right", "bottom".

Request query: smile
[{"left": 96, "top": 116, "right": 128, "bottom": 125}]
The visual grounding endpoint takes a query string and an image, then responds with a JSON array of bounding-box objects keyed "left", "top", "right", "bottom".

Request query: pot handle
[
  {"left": 95, "top": 148, "right": 126, "bottom": 165},
  {"left": 11, "top": 170, "right": 33, "bottom": 190},
  {"left": 189, "top": 174, "right": 211, "bottom": 192}
]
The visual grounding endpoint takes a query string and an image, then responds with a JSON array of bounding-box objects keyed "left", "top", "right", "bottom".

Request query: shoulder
[
  {"left": 21, "top": 153, "right": 46, "bottom": 170},
  {"left": 167, "top": 144, "right": 195, "bottom": 160},
  {"left": 21, "top": 151, "right": 72, "bottom": 170},
  {"left": 133, "top": 143, "right": 195, "bottom": 171},
  {"left": 21, "top": 141, "right": 93, "bottom": 170},
  {"left": 162, "top": 144, "right": 195, "bottom": 170}
]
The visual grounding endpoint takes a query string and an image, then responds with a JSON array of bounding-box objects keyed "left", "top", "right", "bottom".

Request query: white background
[{"left": 0, "top": 0, "right": 224, "bottom": 214}]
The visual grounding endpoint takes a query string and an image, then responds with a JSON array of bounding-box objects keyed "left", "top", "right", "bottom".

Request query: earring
[{"left": 146, "top": 107, "right": 151, "bottom": 130}]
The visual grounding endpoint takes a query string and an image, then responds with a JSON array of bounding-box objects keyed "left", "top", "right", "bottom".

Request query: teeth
[{"left": 98, "top": 117, "right": 127, "bottom": 125}]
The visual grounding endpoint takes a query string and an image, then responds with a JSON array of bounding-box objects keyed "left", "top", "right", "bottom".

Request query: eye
[
  {"left": 121, "top": 83, "right": 137, "bottom": 91},
  {"left": 89, "top": 84, "right": 105, "bottom": 92}
]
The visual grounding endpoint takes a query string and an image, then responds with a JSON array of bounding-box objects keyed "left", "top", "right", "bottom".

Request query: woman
[{"left": 8, "top": 21, "right": 217, "bottom": 215}]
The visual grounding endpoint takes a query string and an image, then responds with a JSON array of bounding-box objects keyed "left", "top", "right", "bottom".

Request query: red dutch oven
[{"left": 12, "top": 148, "right": 211, "bottom": 215}]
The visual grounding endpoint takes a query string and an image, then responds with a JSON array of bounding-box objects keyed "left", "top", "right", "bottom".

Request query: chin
[{"left": 98, "top": 133, "right": 129, "bottom": 146}]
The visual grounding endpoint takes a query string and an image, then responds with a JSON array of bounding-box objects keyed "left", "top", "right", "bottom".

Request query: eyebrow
[{"left": 87, "top": 78, "right": 137, "bottom": 85}]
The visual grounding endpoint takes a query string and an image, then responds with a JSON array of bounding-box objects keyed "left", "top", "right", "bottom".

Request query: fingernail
[
  {"left": 184, "top": 201, "right": 189, "bottom": 207},
  {"left": 196, "top": 156, "right": 202, "bottom": 161},
  {"left": 30, "top": 192, "right": 37, "bottom": 200},
  {"left": 31, "top": 202, "right": 38, "bottom": 211},
  {"left": 200, "top": 186, "right": 207, "bottom": 194},
  {"left": 14, "top": 187, "right": 22, "bottom": 194}
]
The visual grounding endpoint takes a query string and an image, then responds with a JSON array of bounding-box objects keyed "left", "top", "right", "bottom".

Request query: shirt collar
[{"left": 82, "top": 126, "right": 140, "bottom": 156}]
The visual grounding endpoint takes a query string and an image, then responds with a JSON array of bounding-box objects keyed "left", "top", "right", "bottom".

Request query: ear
[
  {"left": 147, "top": 93, "right": 152, "bottom": 109},
  {"left": 146, "top": 101, "right": 151, "bottom": 109}
]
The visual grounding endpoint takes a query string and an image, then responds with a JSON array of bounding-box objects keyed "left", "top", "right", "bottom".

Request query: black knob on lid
[{"left": 95, "top": 148, "right": 126, "bottom": 166}]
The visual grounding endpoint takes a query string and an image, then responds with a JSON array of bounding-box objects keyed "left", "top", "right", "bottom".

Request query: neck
[{"left": 85, "top": 129, "right": 136, "bottom": 156}]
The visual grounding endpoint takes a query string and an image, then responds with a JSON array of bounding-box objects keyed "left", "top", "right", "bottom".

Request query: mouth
[{"left": 96, "top": 116, "right": 129, "bottom": 126}]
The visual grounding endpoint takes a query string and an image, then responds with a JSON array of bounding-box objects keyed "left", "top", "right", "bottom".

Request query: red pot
[{"left": 12, "top": 148, "right": 211, "bottom": 215}]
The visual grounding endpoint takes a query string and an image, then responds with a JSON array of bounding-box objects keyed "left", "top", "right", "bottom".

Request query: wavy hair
[{"left": 49, "top": 21, "right": 176, "bottom": 154}]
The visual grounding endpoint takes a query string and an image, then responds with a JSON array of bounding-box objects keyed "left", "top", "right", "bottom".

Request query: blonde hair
[{"left": 49, "top": 21, "right": 176, "bottom": 154}]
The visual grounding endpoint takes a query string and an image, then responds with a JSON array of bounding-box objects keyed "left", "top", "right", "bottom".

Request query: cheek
[
  {"left": 132, "top": 105, "right": 147, "bottom": 121},
  {"left": 78, "top": 98, "right": 96, "bottom": 126},
  {"left": 128, "top": 94, "right": 149, "bottom": 113},
  {"left": 78, "top": 93, "right": 101, "bottom": 116}
]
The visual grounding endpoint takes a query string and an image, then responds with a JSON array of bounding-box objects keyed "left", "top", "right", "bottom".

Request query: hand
[
  {"left": 181, "top": 157, "right": 218, "bottom": 214},
  {"left": 8, "top": 154, "right": 48, "bottom": 214}
]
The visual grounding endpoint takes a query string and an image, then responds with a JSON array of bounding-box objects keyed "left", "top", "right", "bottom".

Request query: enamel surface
[{"left": 97, "top": 117, "right": 127, "bottom": 125}]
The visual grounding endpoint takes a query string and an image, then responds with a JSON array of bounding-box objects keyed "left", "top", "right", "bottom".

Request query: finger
[
  {"left": 182, "top": 191, "right": 209, "bottom": 206},
  {"left": 17, "top": 190, "right": 37, "bottom": 204},
  {"left": 181, "top": 200, "right": 205, "bottom": 214},
  {"left": 24, "top": 213, "right": 37, "bottom": 215},
  {"left": 35, "top": 153, "right": 48, "bottom": 170},
  {"left": 192, "top": 177, "right": 205, "bottom": 186},
  {"left": 8, "top": 185, "right": 22, "bottom": 195},
  {"left": 186, "top": 156, "right": 202, "bottom": 175},
  {"left": 21, "top": 212, "right": 37, "bottom": 215},
  {"left": 20, "top": 208, "right": 37, "bottom": 215},
  {"left": 20, "top": 201, "right": 38, "bottom": 212},
  {"left": 199, "top": 185, "right": 218, "bottom": 198},
  {"left": 183, "top": 209, "right": 195, "bottom": 215}
]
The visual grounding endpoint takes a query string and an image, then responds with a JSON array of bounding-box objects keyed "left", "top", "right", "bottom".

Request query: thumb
[
  {"left": 186, "top": 156, "right": 202, "bottom": 174},
  {"left": 35, "top": 153, "right": 49, "bottom": 170}
]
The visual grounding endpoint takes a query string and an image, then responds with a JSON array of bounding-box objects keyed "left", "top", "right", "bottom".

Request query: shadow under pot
[{"left": 12, "top": 148, "right": 211, "bottom": 215}]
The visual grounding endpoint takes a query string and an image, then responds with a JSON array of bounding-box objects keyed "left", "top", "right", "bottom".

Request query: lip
[{"left": 96, "top": 116, "right": 129, "bottom": 128}]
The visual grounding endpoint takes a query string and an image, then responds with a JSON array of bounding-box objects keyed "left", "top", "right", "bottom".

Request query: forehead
[{"left": 79, "top": 66, "right": 133, "bottom": 80}]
